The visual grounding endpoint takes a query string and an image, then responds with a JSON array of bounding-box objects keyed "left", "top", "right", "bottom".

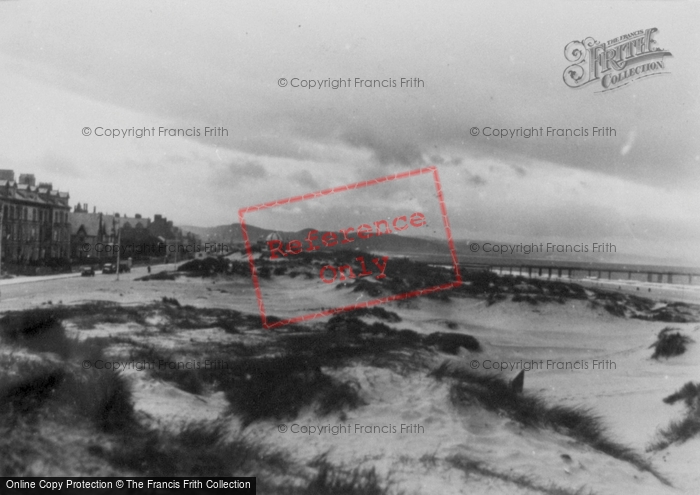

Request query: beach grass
[
  {"left": 648, "top": 381, "right": 700, "bottom": 451},
  {"left": 430, "top": 362, "right": 669, "bottom": 485}
]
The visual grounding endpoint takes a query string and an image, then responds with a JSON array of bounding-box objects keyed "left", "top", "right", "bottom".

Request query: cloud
[
  {"left": 210, "top": 159, "right": 267, "bottom": 188},
  {"left": 341, "top": 128, "right": 424, "bottom": 166},
  {"left": 467, "top": 174, "right": 487, "bottom": 186},
  {"left": 509, "top": 164, "right": 526, "bottom": 177},
  {"left": 290, "top": 169, "right": 319, "bottom": 190}
]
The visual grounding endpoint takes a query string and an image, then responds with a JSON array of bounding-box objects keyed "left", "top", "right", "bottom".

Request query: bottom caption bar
[{"left": 2, "top": 478, "right": 256, "bottom": 494}]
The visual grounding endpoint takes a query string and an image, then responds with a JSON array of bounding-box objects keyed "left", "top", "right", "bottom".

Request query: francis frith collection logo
[{"left": 563, "top": 28, "right": 672, "bottom": 93}]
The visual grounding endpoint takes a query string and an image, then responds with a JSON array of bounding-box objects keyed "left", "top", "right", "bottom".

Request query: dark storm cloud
[
  {"left": 3, "top": 2, "right": 695, "bottom": 190},
  {"left": 341, "top": 128, "right": 425, "bottom": 166}
]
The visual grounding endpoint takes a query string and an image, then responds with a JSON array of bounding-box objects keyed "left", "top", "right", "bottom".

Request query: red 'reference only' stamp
[{"left": 238, "top": 166, "right": 461, "bottom": 329}]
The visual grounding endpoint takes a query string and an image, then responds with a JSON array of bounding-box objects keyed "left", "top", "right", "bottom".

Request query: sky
[{"left": 0, "top": 1, "right": 698, "bottom": 265}]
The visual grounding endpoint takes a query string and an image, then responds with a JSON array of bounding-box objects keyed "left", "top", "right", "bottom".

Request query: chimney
[
  {"left": 93, "top": 206, "right": 96, "bottom": 213},
  {"left": 19, "top": 174, "right": 36, "bottom": 187},
  {"left": 0, "top": 170, "right": 15, "bottom": 182},
  {"left": 39, "top": 182, "right": 53, "bottom": 191}
]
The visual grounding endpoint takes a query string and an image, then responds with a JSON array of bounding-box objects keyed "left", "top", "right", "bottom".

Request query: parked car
[
  {"left": 80, "top": 266, "right": 95, "bottom": 277},
  {"left": 102, "top": 262, "right": 131, "bottom": 274}
]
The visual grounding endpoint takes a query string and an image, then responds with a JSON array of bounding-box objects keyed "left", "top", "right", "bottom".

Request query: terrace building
[
  {"left": 70, "top": 203, "right": 151, "bottom": 260},
  {"left": 70, "top": 205, "right": 199, "bottom": 262},
  {"left": 0, "top": 170, "right": 71, "bottom": 263}
]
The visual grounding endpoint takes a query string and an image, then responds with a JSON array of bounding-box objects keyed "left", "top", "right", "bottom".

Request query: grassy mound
[
  {"left": 423, "top": 332, "right": 481, "bottom": 354},
  {"left": 0, "top": 360, "right": 136, "bottom": 433},
  {"left": 649, "top": 327, "right": 693, "bottom": 359},
  {"left": 135, "top": 270, "right": 178, "bottom": 281},
  {"left": 0, "top": 302, "right": 150, "bottom": 331},
  {"left": 207, "top": 355, "right": 364, "bottom": 426},
  {"left": 0, "top": 308, "right": 136, "bottom": 433},
  {"left": 178, "top": 257, "right": 229, "bottom": 273},
  {"left": 0, "top": 365, "right": 67, "bottom": 416}
]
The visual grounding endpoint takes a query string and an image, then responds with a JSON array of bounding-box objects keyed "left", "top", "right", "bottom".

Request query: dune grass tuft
[
  {"left": 447, "top": 454, "right": 596, "bottom": 495},
  {"left": 0, "top": 310, "right": 73, "bottom": 358},
  {"left": 648, "top": 381, "right": 700, "bottom": 451},
  {"left": 60, "top": 367, "right": 137, "bottom": 433},
  {"left": 649, "top": 327, "right": 693, "bottom": 359},
  {"left": 0, "top": 360, "right": 136, "bottom": 434},
  {"left": 0, "top": 307, "right": 137, "bottom": 434},
  {"left": 663, "top": 381, "right": 700, "bottom": 407},
  {"left": 161, "top": 296, "right": 181, "bottom": 307},
  {"left": 288, "top": 457, "right": 392, "bottom": 495},
  {"left": 303, "top": 465, "right": 387, "bottom": 495},
  {"left": 431, "top": 362, "right": 669, "bottom": 485},
  {"left": 0, "top": 364, "right": 66, "bottom": 417},
  {"left": 107, "top": 420, "right": 286, "bottom": 476}
]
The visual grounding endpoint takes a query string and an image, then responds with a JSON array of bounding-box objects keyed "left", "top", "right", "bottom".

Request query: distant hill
[
  {"left": 180, "top": 224, "right": 274, "bottom": 244},
  {"left": 180, "top": 223, "right": 450, "bottom": 255},
  {"left": 180, "top": 224, "right": 697, "bottom": 270}
]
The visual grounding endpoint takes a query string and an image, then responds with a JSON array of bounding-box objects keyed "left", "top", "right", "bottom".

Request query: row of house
[
  {"left": 70, "top": 205, "right": 196, "bottom": 261},
  {"left": 0, "top": 171, "right": 71, "bottom": 263},
  {"left": 0, "top": 170, "right": 196, "bottom": 267}
]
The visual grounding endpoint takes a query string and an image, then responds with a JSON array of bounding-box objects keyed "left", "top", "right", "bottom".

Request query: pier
[{"left": 487, "top": 264, "right": 699, "bottom": 286}]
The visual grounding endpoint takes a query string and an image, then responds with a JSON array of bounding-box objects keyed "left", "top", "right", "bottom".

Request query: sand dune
[{"left": 1, "top": 261, "right": 698, "bottom": 493}]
